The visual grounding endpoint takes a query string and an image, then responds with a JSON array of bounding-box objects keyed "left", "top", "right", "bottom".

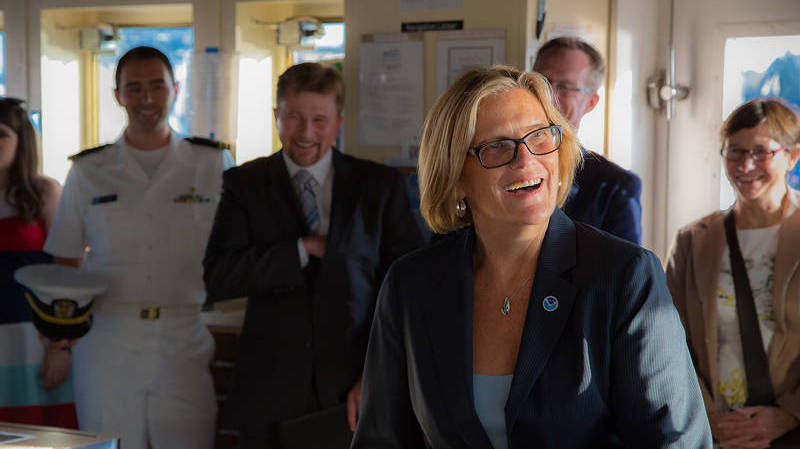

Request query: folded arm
[{"left": 203, "top": 169, "right": 306, "bottom": 300}]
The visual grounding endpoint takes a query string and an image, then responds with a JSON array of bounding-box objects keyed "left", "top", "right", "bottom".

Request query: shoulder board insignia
[
  {"left": 68, "top": 143, "right": 112, "bottom": 160},
  {"left": 184, "top": 136, "right": 230, "bottom": 150}
]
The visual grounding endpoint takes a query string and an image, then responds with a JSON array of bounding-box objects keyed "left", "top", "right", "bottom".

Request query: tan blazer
[{"left": 665, "top": 197, "right": 800, "bottom": 417}]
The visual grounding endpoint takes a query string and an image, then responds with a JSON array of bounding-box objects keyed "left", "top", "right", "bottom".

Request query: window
[
  {"left": 720, "top": 34, "right": 800, "bottom": 207},
  {"left": 291, "top": 23, "right": 344, "bottom": 64},
  {"left": 235, "top": 55, "right": 273, "bottom": 164},
  {"left": 97, "top": 27, "right": 194, "bottom": 143}
]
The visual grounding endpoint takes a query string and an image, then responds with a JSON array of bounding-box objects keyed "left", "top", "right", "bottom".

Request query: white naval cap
[{"left": 14, "top": 264, "right": 107, "bottom": 340}]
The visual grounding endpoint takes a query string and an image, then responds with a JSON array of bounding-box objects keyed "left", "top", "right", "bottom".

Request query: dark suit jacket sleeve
[
  {"left": 611, "top": 251, "right": 712, "bottom": 448},
  {"left": 351, "top": 267, "right": 426, "bottom": 448},
  {"left": 602, "top": 173, "right": 642, "bottom": 244},
  {"left": 379, "top": 171, "right": 426, "bottom": 276},
  {"left": 203, "top": 167, "right": 305, "bottom": 300}
]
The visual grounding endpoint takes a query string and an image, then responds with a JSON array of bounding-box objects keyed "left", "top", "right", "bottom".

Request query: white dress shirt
[{"left": 281, "top": 148, "right": 334, "bottom": 268}]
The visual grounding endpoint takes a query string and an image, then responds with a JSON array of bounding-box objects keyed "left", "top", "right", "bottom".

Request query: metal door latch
[{"left": 647, "top": 71, "right": 690, "bottom": 120}]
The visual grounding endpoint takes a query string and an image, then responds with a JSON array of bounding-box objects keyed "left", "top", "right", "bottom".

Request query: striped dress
[{"left": 0, "top": 194, "right": 78, "bottom": 428}]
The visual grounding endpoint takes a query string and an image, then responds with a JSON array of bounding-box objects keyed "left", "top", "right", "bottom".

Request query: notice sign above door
[
  {"left": 400, "top": 0, "right": 462, "bottom": 10},
  {"left": 401, "top": 21, "right": 464, "bottom": 32}
]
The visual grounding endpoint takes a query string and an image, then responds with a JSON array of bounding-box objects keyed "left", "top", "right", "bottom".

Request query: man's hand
[
  {"left": 711, "top": 406, "right": 798, "bottom": 449},
  {"left": 302, "top": 235, "right": 327, "bottom": 259},
  {"left": 347, "top": 377, "right": 362, "bottom": 432},
  {"left": 39, "top": 336, "right": 77, "bottom": 391}
]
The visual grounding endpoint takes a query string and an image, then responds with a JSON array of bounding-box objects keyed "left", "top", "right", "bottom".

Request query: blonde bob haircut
[{"left": 418, "top": 65, "right": 582, "bottom": 234}]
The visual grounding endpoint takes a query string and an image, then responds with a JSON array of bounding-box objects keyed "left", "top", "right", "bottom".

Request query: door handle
[{"left": 646, "top": 0, "right": 690, "bottom": 120}]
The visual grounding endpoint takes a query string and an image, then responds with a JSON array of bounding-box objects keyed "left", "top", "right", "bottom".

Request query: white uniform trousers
[{"left": 72, "top": 306, "right": 217, "bottom": 449}]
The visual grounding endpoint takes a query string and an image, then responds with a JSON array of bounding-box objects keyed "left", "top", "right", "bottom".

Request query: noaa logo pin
[{"left": 542, "top": 296, "right": 558, "bottom": 312}]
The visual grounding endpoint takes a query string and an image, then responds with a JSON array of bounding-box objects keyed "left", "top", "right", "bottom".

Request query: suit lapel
[
  {"left": 506, "top": 208, "right": 578, "bottom": 433},
  {"left": 266, "top": 151, "right": 305, "bottom": 234},
  {"left": 328, "top": 150, "right": 358, "bottom": 247},
  {"left": 690, "top": 213, "right": 724, "bottom": 398},
  {"left": 423, "top": 230, "right": 494, "bottom": 449}
]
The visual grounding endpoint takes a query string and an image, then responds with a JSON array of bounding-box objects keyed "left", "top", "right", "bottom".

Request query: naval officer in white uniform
[{"left": 43, "top": 46, "right": 234, "bottom": 449}]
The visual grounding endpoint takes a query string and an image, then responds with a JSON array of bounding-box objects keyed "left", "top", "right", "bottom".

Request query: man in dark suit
[
  {"left": 202, "top": 63, "right": 425, "bottom": 448},
  {"left": 534, "top": 37, "right": 642, "bottom": 244}
]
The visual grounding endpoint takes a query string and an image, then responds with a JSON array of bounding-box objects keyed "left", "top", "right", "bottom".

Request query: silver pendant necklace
[{"left": 501, "top": 276, "right": 532, "bottom": 316}]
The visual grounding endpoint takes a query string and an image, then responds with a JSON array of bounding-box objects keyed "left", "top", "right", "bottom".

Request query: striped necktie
[{"left": 294, "top": 169, "right": 320, "bottom": 234}]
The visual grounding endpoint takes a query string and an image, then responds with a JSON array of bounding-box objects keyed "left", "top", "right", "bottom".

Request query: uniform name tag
[{"left": 91, "top": 194, "right": 118, "bottom": 205}]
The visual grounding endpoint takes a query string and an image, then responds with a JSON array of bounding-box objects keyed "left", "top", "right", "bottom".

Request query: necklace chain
[{"left": 501, "top": 276, "right": 532, "bottom": 316}]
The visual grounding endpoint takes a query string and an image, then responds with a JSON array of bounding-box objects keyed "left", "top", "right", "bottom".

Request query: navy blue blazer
[
  {"left": 352, "top": 208, "right": 711, "bottom": 449},
  {"left": 563, "top": 150, "right": 642, "bottom": 244}
]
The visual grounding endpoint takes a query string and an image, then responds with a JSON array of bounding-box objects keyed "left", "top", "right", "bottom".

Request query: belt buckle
[{"left": 140, "top": 306, "right": 160, "bottom": 320}]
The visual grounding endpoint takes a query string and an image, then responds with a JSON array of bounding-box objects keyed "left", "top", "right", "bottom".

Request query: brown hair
[
  {"left": 721, "top": 98, "right": 800, "bottom": 156},
  {"left": 418, "top": 65, "right": 582, "bottom": 234},
  {"left": 0, "top": 99, "right": 45, "bottom": 223},
  {"left": 534, "top": 37, "right": 606, "bottom": 91},
  {"left": 276, "top": 62, "right": 345, "bottom": 115},
  {"left": 115, "top": 46, "right": 175, "bottom": 89}
]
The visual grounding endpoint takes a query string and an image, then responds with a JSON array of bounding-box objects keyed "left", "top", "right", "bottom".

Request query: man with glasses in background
[
  {"left": 534, "top": 37, "right": 643, "bottom": 244},
  {"left": 43, "top": 46, "right": 234, "bottom": 449}
]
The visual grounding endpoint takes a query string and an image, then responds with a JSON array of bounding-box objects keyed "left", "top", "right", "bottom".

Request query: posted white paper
[
  {"left": 191, "top": 50, "right": 240, "bottom": 142},
  {"left": 359, "top": 41, "right": 424, "bottom": 146}
]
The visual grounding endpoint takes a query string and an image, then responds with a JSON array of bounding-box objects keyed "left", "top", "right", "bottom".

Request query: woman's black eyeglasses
[
  {"left": 468, "top": 125, "right": 562, "bottom": 169},
  {"left": 720, "top": 145, "right": 786, "bottom": 162}
]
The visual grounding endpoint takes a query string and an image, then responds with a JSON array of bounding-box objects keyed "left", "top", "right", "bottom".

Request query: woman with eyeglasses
[
  {"left": 0, "top": 98, "right": 74, "bottom": 427},
  {"left": 666, "top": 98, "right": 800, "bottom": 449},
  {"left": 351, "top": 66, "right": 710, "bottom": 449}
]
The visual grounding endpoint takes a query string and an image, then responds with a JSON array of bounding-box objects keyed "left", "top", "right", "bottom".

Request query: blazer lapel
[
  {"left": 771, "top": 202, "right": 800, "bottom": 351},
  {"left": 506, "top": 208, "right": 578, "bottom": 433},
  {"left": 423, "top": 230, "right": 495, "bottom": 449},
  {"left": 266, "top": 151, "right": 305, "bottom": 234},
  {"left": 328, "top": 150, "right": 357, "bottom": 247},
  {"left": 691, "top": 213, "right": 724, "bottom": 399}
]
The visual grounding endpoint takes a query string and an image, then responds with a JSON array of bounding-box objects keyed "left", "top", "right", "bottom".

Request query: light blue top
[{"left": 472, "top": 374, "right": 513, "bottom": 449}]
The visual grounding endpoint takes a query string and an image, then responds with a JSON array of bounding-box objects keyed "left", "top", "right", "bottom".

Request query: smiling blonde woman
[{"left": 352, "top": 65, "right": 711, "bottom": 449}]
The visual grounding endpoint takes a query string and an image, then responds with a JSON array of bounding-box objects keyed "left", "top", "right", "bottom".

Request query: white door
[{"left": 659, "top": 0, "right": 800, "bottom": 253}]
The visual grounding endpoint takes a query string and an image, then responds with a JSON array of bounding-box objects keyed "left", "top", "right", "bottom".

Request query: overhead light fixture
[{"left": 277, "top": 17, "right": 323, "bottom": 46}]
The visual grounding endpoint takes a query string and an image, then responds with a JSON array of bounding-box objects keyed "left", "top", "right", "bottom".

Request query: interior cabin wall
[
  {"left": 343, "top": 0, "right": 539, "bottom": 162},
  {"left": 609, "top": 0, "right": 667, "bottom": 256},
  {"left": 0, "top": 0, "right": 673, "bottom": 255}
]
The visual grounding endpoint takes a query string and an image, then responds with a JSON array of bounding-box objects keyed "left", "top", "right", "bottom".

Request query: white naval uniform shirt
[{"left": 44, "top": 131, "right": 233, "bottom": 305}]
